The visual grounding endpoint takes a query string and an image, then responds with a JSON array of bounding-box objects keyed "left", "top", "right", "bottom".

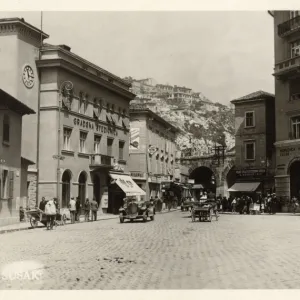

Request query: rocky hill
[{"left": 125, "top": 77, "right": 235, "bottom": 157}]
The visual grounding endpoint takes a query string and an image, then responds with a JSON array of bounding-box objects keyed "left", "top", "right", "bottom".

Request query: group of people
[
  {"left": 68, "top": 197, "right": 99, "bottom": 223},
  {"left": 38, "top": 196, "right": 99, "bottom": 229}
]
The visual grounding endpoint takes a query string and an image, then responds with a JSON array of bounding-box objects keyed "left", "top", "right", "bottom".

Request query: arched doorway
[
  {"left": 78, "top": 171, "right": 87, "bottom": 208},
  {"left": 93, "top": 174, "right": 100, "bottom": 205},
  {"left": 189, "top": 166, "right": 216, "bottom": 200},
  {"left": 61, "top": 170, "right": 72, "bottom": 208},
  {"left": 225, "top": 166, "right": 236, "bottom": 198},
  {"left": 289, "top": 160, "right": 300, "bottom": 199}
]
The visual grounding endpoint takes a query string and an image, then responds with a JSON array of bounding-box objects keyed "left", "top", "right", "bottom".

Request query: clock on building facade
[{"left": 22, "top": 65, "right": 35, "bottom": 88}]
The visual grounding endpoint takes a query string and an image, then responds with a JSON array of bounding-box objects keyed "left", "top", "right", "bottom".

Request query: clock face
[{"left": 22, "top": 65, "right": 35, "bottom": 88}]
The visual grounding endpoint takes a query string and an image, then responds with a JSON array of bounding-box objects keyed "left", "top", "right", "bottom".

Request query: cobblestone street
[{"left": 1, "top": 211, "right": 300, "bottom": 289}]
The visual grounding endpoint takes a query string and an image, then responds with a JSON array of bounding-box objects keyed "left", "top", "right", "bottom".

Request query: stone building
[
  {"left": 0, "top": 89, "right": 35, "bottom": 227},
  {"left": 128, "top": 105, "right": 180, "bottom": 199},
  {"left": 0, "top": 17, "right": 143, "bottom": 214},
  {"left": 270, "top": 11, "right": 300, "bottom": 200},
  {"left": 230, "top": 91, "right": 276, "bottom": 197}
]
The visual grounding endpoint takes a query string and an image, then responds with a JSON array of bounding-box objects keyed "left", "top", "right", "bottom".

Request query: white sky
[{"left": 0, "top": 10, "right": 275, "bottom": 105}]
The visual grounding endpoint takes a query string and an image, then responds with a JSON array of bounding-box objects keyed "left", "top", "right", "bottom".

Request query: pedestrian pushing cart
[{"left": 26, "top": 208, "right": 67, "bottom": 228}]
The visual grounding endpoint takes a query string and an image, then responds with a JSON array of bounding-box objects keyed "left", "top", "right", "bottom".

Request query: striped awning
[{"left": 228, "top": 182, "right": 260, "bottom": 192}]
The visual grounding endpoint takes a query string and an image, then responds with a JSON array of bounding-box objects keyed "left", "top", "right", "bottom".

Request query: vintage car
[{"left": 119, "top": 198, "right": 155, "bottom": 223}]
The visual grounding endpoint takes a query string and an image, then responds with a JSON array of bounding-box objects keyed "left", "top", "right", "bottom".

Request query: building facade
[
  {"left": 230, "top": 91, "right": 276, "bottom": 196},
  {"left": 271, "top": 11, "right": 300, "bottom": 200},
  {"left": 128, "top": 105, "right": 179, "bottom": 199},
  {"left": 0, "top": 18, "right": 142, "bottom": 214},
  {"left": 0, "top": 89, "right": 35, "bottom": 226}
]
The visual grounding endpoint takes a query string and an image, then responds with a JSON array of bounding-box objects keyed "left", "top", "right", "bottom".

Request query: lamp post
[{"left": 53, "top": 81, "right": 73, "bottom": 205}]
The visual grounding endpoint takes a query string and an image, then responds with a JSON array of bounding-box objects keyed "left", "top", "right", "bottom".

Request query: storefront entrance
[{"left": 290, "top": 160, "right": 300, "bottom": 198}]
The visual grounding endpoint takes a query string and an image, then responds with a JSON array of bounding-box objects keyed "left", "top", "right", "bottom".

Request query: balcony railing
[
  {"left": 90, "top": 154, "right": 113, "bottom": 168},
  {"left": 278, "top": 15, "right": 300, "bottom": 37},
  {"left": 274, "top": 55, "right": 300, "bottom": 80}
]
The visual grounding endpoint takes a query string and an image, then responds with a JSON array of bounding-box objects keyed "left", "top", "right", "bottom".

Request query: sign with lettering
[
  {"left": 235, "top": 168, "right": 266, "bottom": 178},
  {"left": 73, "top": 117, "right": 117, "bottom": 136},
  {"left": 279, "top": 147, "right": 300, "bottom": 157},
  {"left": 130, "top": 172, "right": 146, "bottom": 179}
]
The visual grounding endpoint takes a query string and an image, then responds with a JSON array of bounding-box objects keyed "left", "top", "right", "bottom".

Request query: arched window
[
  {"left": 3, "top": 114, "right": 10, "bottom": 144},
  {"left": 62, "top": 170, "right": 72, "bottom": 208},
  {"left": 78, "top": 171, "right": 87, "bottom": 208}
]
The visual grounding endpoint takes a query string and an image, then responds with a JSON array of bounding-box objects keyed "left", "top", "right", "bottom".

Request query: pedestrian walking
[
  {"left": 75, "top": 197, "right": 81, "bottom": 222},
  {"left": 90, "top": 198, "right": 98, "bottom": 221},
  {"left": 84, "top": 198, "right": 90, "bottom": 222},
  {"left": 39, "top": 197, "right": 47, "bottom": 212},
  {"left": 45, "top": 198, "right": 56, "bottom": 230},
  {"left": 231, "top": 197, "right": 237, "bottom": 213},
  {"left": 69, "top": 197, "right": 76, "bottom": 224}
]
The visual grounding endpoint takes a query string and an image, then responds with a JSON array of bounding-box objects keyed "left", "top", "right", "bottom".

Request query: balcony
[
  {"left": 274, "top": 56, "right": 300, "bottom": 80},
  {"left": 278, "top": 16, "right": 300, "bottom": 38},
  {"left": 90, "top": 154, "right": 113, "bottom": 168}
]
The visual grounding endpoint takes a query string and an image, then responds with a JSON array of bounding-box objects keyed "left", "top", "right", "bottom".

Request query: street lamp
[{"left": 54, "top": 81, "right": 73, "bottom": 205}]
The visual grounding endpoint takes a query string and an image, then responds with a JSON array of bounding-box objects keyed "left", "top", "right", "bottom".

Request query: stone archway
[
  {"left": 61, "top": 169, "right": 72, "bottom": 208},
  {"left": 78, "top": 171, "right": 88, "bottom": 208},
  {"left": 288, "top": 158, "right": 300, "bottom": 199},
  {"left": 189, "top": 166, "right": 217, "bottom": 199}
]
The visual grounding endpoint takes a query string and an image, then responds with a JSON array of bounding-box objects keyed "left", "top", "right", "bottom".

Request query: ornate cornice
[{"left": 36, "top": 58, "right": 135, "bottom": 101}]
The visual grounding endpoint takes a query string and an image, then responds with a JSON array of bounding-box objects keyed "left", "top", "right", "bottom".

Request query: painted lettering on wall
[
  {"left": 279, "top": 147, "right": 300, "bottom": 157},
  {"left": 73, "top": 117, "right": 117, "bottom": 136}
]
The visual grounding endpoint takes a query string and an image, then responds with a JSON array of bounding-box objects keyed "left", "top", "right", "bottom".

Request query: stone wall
[{"left": 27, "top": 172, "right": 37, "bottom": 208}]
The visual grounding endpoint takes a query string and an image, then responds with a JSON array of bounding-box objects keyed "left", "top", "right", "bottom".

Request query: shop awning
[
  {"left": 191, "top": 184, "right": 204, "bottom": 190},
  {"left": 110, "top": 173, "right": 146, "bottom": 196},
  {"left": 228, "top": 182, "right": 261, "bottom": 192}
]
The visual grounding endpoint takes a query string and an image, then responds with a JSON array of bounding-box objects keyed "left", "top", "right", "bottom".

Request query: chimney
[{"left": 59, "top": 44, "right": 71, "bottom": 51}]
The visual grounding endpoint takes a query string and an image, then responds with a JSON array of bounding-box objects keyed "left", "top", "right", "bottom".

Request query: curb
[{"left": 0, "top": 209, "right": 179, "bottom": 235}]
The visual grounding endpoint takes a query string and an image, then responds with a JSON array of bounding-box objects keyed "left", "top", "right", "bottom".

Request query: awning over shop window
[
  {"left": 228, "top": 182, "right": 261, "bottom": 192},
  {"left": 110, "top": 173, "right": 146, "bottom": 196},
  {"left": 191, "top": 184, "right": 204, "bottom": 190}
]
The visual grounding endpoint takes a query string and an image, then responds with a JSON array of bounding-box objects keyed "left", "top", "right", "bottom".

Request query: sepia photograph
[{"left": 0, "top": 6, "right": 299, "bottom": 291}]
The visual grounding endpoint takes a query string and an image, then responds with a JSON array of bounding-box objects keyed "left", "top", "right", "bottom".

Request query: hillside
[{"left": 125, "top": 77, "right": 235, "bottom": 157}]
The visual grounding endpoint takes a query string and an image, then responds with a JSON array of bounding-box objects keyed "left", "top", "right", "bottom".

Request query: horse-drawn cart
[
  {"left": 26, "top": 208, "right": 67, "bottom": 228},
  {"left": 191, "top": 200, "right": 219, "bottom": 222}
]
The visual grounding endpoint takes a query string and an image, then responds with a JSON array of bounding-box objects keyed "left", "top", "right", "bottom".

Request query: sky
[{"left": 0, "top": 11, "right": 274, "bottom": 105}]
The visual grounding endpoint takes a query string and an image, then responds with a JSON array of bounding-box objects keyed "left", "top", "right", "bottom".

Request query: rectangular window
[
  {"left": 1, "top": 170, "right": 8, "bottom": 199},
  {"left": 289, "top": 79, "right": 300, "bottom": 101},
  {"left": 79, "top": 131, "right": 87, "bottom": 153},
  {"left": 63, "top": 128, "right": 72, "bottom": 151},
  {"left": 119, "top": 141, "right": 125, "bottom": 160},
  {"left": 245, "top": 111, "right": 255, "bottom": 127},
  {"left": 3, "top": 115, "right": 10, "bottom": 144},
  {"left": 245, "top": 142, "right": 255, "bottom": 160},
  {"left": 291, "top": 116, "right": 300, "bottom": 139},
  {"left": 94, "top": 135, "right": 101, "bottom": 154},
  {"left": 291, "top": 40, "right": 300, "bottom": 57},
  {"left": 107, "top": 138, "right": 113, "bottom": 156}
]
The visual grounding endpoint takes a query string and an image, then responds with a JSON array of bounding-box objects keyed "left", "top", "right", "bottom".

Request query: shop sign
[
  {"left": 101, "top": 187, "right": 109, "bottom": 208},
  {"left": 130, "top": 172, "right": 145, "bottom": 179},
  {"left": 236, "top": 168, "right": 266, "bottom": 178},
  {"left": 279, "top": 146, "right": 300, "bottom": 157},
  {"left": 73, "top": 117, "right": 117, "bottom": 136}
]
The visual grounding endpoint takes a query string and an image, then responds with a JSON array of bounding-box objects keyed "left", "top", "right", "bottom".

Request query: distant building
[
  {"left": 230, "top": 90, "right": 276, "bottom": 197},
  {"left": 271, "top": 11, "right": 300, "bottom": 200},
  {"left": 0, "top": 89, "right": 35, "bottom": 227},
  {"left": 128, "top": 105, "right": 180, "bottom": 199}
]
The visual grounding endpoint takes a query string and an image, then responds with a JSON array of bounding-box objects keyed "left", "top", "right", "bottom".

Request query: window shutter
[{"left": 8, "top": 171, "right": 14, "bottom": 199}]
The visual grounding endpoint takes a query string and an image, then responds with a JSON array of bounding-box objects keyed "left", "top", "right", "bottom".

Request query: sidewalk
[{"left": 0, "top": 208, "right": 178, "bottom": 235}]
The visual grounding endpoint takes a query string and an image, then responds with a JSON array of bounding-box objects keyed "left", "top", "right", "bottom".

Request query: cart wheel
[{"left": 30, "top": 217, "right": 38, "bottom": 228}]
